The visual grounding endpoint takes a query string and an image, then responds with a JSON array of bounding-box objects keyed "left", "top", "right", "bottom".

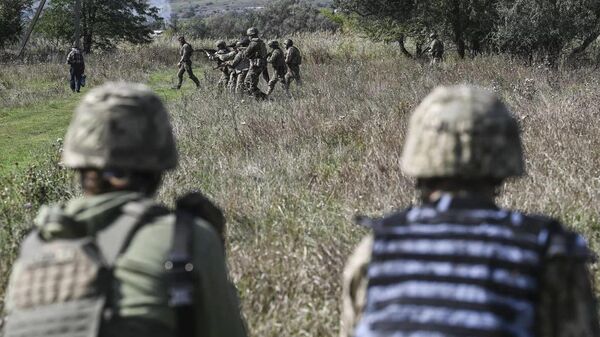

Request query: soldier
[
  {"left": 176, "top": 36, "right": 201, "bottom": 89},
  {"left": 284, "top": 39, "right": 302, "bottom": 88},
  {"left": 210, "top": 40, "right": 234, "bottom": 91},
  {"left": 3, "top": 83, "right": 248, "bottom": 337},
  {"left": 243, "top": 27, "right": 268, "bottom": 98},
  {"left": 341, "top": 85, "right": 599, "bottom": 337},
  {"left": 266, "top": 40, "right": 288, "bottom": 96},
  {"left": 429, "top": 32, "right": 444, "bottom": 64},
  {"left": 228, "top": 38, "right": 251, "bottom": 95},
  {"left": 66, "top": 43, "right": 85, "bottom": 93}
]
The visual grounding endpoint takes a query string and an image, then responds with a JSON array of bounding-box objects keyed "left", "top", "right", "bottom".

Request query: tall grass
[{"left": 1, "top": 32, "right": 599, "bottom": 335}]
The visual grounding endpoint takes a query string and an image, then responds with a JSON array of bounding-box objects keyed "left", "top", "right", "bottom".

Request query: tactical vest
[{"left": 355, "top": 197, "right": 590, "bottom": 337}]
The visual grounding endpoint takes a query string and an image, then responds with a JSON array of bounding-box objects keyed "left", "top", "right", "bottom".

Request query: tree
[
  {"left": 36, "top": 0, "right": 162, "bottom": 52},
  {"left": 0, "top": 0, "right": 32, "bottom": 48}
]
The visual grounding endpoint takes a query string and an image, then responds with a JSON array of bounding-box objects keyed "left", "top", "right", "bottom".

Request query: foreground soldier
[
  {"left": 284, "top": 39, "right": 302, "bottom": 88},
  {"left": 4, "top": 83, "right": 247, "bottom": 337},
  {"left": 429, "top": 33, "right": 444, "bottom": 64},
  {"left": 266, "top": 40, "right": 288, "bottom": 96},
  {"left": 66, "top": 43, "right": 85, "bottom": 93},
  {"left": 176, "top": 36, "right": 201, "bottom": 89},
  {"left": 243, "top": 27, "right": 268, "bottom": 98},
  {"left": 342, "top": 86, "right": 599, "bottom": 337}
]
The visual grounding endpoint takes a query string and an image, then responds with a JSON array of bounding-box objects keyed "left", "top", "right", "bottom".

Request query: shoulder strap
[{"left": 96, "top": 200, "right": 168, "bottom": 266}]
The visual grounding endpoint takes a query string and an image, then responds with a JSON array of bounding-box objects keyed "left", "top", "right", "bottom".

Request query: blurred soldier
[
  {"left": 341, "top": 86, "right": 599, "bottom": 337},
  {"left": 243, "top": 27, "right": 268, "bottom": 98},
  {"left": 266, "top": 40, "right": 288, "bottom": 96},
  {"left": 66, "top": 43, "right": 85, "bottom": 93},
  {"left": 228, "top": 38, "right": 251, "bottom": 94},
  {"left": 176, "top": 36, "right": 201, "bottom": 89},
  {"left": 284, "top": 39, "right": 302, "bottom": 88},
  {"left": 210, "top": 40, "right": 234, "bottom": 91},
  {"left": 429, "top": 33, "right": 444, "bottom": 64},
  {"left": 4, "top": 83, "right": 248, "bottom": 337}
]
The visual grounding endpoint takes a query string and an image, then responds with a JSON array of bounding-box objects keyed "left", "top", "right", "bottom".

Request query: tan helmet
[
  {"left": 401, "top": 85, "right": 524, "bottom": 179},
  {"left": 62, "top": 82, "right": 178, "bottom": 172},
  {"left": 216, "top": 40, "right": 227, "bottom": 49},
  {"left": 268, "top": 40, "right": 279, "bottom": 48},
  {"left": 246, "top": 27, "right": 259, "bottom": 36}
]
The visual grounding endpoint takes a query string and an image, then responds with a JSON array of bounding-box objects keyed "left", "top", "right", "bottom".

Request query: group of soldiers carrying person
[{"left": 176, "top": 27, "right": 302, "bottom": 99}]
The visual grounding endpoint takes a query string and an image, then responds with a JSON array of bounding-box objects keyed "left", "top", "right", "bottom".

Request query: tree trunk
[
  {"left": 397, "top": 34, "right": 413, "bottom": 58},
  {"left": 451, "top": 0, "right": 465, "bottom": 59},
  {"left": 570, "top": 32, "right": 600, "bottom": 56}
]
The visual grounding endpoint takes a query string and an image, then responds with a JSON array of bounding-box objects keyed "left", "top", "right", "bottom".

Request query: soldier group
[
  {"left": 176, "top": 27, "right": 302, "bottom": 99},
  {"left": 5, "top": 61, "right": 599, "bottom": 336}
]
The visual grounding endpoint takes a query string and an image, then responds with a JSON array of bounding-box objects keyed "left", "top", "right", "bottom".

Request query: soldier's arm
[
  {"left": 537, "top": 259, "right": 599, "bottom": 337},
  {"left": 66, "top": 52, "right": 73, "bottom": 64},
  {"left": 230, "top": 53, "right": 243, "bottom": 68},
  {"left": 285, "top": 50, "right": 292, "bottom": 64},
  {"left": 341, "top": 235, "right": 373, "bottom": 337},
  {"left": 193, "top": 220, "right": 247, "bottom": 337}
]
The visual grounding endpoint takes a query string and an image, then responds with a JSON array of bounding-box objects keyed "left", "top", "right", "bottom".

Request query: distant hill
[{"left": 170, "top": 0, "right": 332, "bottom": 19}]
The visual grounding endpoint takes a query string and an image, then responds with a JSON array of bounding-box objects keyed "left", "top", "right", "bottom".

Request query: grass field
[{"left": 1, "top": 32, "right": 599, "bottom": 335}]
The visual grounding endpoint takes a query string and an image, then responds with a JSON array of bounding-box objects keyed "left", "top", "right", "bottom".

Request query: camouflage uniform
[
  {"left": 243, "top": 27, "right": 268, "bottom": 97},
  {"left": 429, "top": 33, "right": 444, "bottom": 64},
  {"left": 341, "top": 86, "right": 599, "bottom": 337},
  {"left": 4, "top": 83, "right": 247, "bottom": 337},
  {"left": 228, "top": 43, "right": 250, "bottom": 94},
  {"left": 266, "top": 41, "right": 288, "bottom": 96},
  {"left": 211, "top": 41, "right": 235, "bottom": 91},
  {"left": 66, "top": 47, "right": 85, "bottom": 93},
  {"left": 177, "top": 38, "right": 201, "bottom": 89},
  {"left": 284, "top": 39, "right": 302, "bottom": 87}
]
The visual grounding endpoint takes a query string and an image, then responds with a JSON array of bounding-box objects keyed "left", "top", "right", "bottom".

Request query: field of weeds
[{"left": 1, "top": 32, "right": 599, "bottom": 336}]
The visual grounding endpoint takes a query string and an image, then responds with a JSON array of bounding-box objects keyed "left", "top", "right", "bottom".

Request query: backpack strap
[{"left": 96, "top": 200, "right": 169, "bottom": 266}]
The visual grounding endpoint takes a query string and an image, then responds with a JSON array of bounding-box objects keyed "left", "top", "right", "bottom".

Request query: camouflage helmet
[
  {"left": 216, "top": 40, "right": 227, "bottom": 49},
  {"left": 268, "top": 40, "right": 279, "bottom": 48},
  {"left": 63, "top": 82, "right": 178, "bottom": 172},
  {"left": 401, "top": 85, "right": 524, "bottom": 179},
  {"left": 238, "top": 36, "right": 250, "bottom": 47},
  {"left": 177, "top": 35, "right": 186, "bottom": 42},
  {"left": 246, "top": 27, "right": 259, "bottom": 36},
  {"left": 430, "top": 33, "right": 438, "bottom": 39},
  {"left": 284, "top": 39, "right": 293, "bottom": 47}
]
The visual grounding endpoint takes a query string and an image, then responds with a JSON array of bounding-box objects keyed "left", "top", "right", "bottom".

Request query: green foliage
[
  {"left": 178, "top": 0, "right": 338, "bottom": 39},
  {"left": 0, "top": 0, "right": 32, "bottom": 48},
  {"left": 36, "top": 0, "right": 163, "bottom": 52}
]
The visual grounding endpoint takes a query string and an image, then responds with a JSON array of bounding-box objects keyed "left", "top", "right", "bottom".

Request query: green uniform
[
  {"left": 229, "top": 47, "right": 250, "bottom": 94},
  {"left": 6, "top": 191, "right": 247, "bottom": 337},
  {"left": 177, "top": 43, "right": 201, "bottom": 89},
  {"left": 244, "top": 37, "right": 268, "bottom": 96},
  {"left": 429, "top": 38, "right": 444, "bottom": 64},
  {"left": 266, "top": 47, "right": 287, "bottom": 95},
  {"left": 213, "top": 48, "right": 235, "bottom": 91},
  {"left": 285, "top": 46, "right": 302, "bottom": 87}
]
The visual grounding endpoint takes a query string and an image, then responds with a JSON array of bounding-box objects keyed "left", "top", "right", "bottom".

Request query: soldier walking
[
  {"left": 66, "top": 43, "right": 85, "bottom": 93},
  {"left": 243, "top": 27, "right": 268, "bottom": 98},
  {"left": 176, "top": 36, "right": 201, "bottom": 89},
  {"left": 210, "top": 40, "right": 234, "bottom": 91},
  {"left": 266, "top": 40, "right": 288, "bottom": 96},
  {"left": 228, "top": 38, "right": 251, "bottom": 95},
  {"left": 341, "top": 85, "right": 599, "bottom": 337},
  {"left": 429, "top": 33, "right": 444, "bottom": 64},
  {"left": 284, "top": 39, "right": 302, "bottom": 88},
  {"left": 3, "top": 83, "right": 248, "bottom": 337}
]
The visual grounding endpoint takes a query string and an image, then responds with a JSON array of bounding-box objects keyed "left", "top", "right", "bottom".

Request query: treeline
[
  {"left": 175, "top": 0, "right": 339, "bottom": 39},
  {"left": 334, "top": 0, "right": 600, "bottom": 65}
]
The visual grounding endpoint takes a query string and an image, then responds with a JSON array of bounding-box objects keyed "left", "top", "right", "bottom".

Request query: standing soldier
[
  {"left": 176, "top": 36, "right": 201, "bottom": 89},
  {"left": 284, "top": 39, "right": 302, "bottom": 88},
  {"left": 3, "top": 83, "right": 248, "bottom": 337},
  {"left": 66, "top": 43, "right": 85, "bottom": 93},
  {"left": 228, "top": 38, "right": 251, "bottom": 95},
  {"left": 429, "top": 33, "right": 444, "bottom": 64},
  {"left": 210, "top": 40, "right": 234, "bottom": 91},
  {"left": 266, "top": 40, "right": 288, "bottom": 96},
  {"left": 341, "top": 85, "right": 599, "bottom": 337},
  {"left": 243, "top": 27, "right": 268, "bottom": 98}
]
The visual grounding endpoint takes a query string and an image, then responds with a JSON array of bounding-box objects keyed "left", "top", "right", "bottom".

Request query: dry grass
[{"left": 1, "top": 32, "right": 599, "bottom": 335}]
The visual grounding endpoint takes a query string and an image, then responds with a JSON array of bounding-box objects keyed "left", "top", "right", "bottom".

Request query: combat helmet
[
  {"left": 429, "top": 33, "right": 438, "bottom": 39},
  {"left": 246, "top": 27, "right": 259, "bottom": 36},
  {"left": 216, "top": 40, "right": 227, "bottom": 49},
  {"left": 63, "top": 82, "right": 178, "bottom": 172},
  {"left": 401, "top": 85, "right": 524, "bottom": 179},
  {"left": 284, "top": 39, "right": 293, "bottom": 47},
  {"left": 268, "top": 40, "right": 279, "bottom": 48}
]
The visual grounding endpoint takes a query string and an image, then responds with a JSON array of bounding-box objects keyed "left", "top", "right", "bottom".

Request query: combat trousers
[
  {"left": 267, "top": 69, "right": 288, "bottom": 95},
  {"left": 229, "top": 70, "right": 248, "bottom": 94},
  {"left": 177, "top": 61, "right": 200, "bottom": 88},
  {"left": 285, "top": 64, "right": 302, "bottom": 87},
  {"left": 70, "top": 65, "right": 84, "bottom": 93},
  {"left": 245, "top": 65, "right": 266, "bottom": 94},
  {"left": 217, "top": 71, "right": 230, "bottom": 91}
]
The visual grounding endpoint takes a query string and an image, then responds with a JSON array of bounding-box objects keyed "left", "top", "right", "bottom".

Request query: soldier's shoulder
[{"left": 354, "top": 208, "right": 412, "bottom": 229}]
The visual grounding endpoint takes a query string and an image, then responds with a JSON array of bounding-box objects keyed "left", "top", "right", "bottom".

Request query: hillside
[
  {"left": 170, "top": 0, "right": 332, "bottom": 19},
  {"left": 1, "top": 33, "right": 599, "bottom": 336}
]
